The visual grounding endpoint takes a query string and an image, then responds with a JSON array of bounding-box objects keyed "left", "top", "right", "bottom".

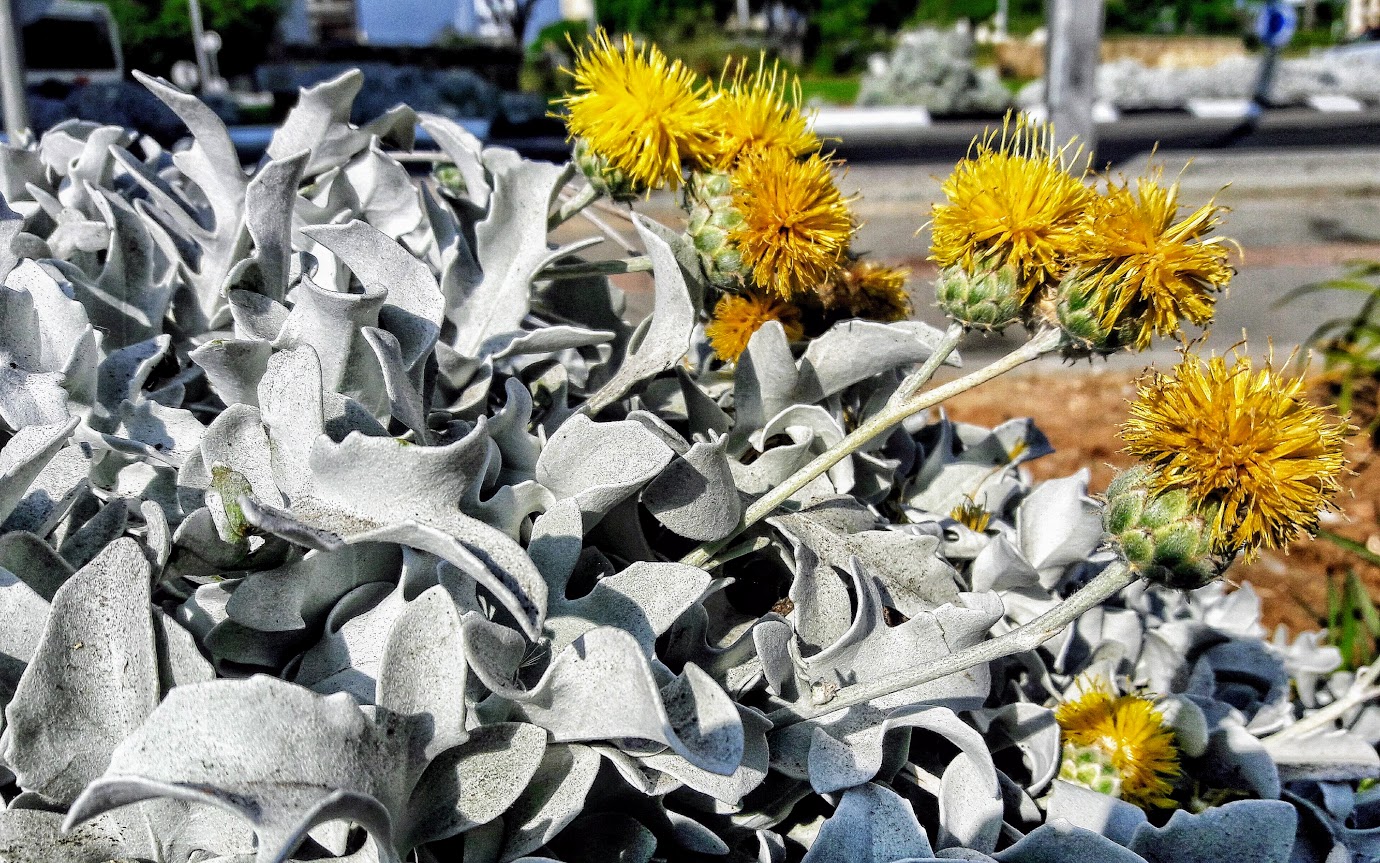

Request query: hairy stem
[
  {"left": 680, "top": 328, "right": 1061, "bottom": 570},
  {"left": 892, "top": 322, "right": 965, "bottom": 404},
  {"left": 549, "top": 183, "right": 602, "bottom": 229},
  {"left": 538, "top": 255, "right": 654, "bottom": 280},
  {"left": 1265, "top": 659, "right": 1380, "bottom": 743},
  {"left": 766, "top": 560, "right": 1138, "bottom": 728}
]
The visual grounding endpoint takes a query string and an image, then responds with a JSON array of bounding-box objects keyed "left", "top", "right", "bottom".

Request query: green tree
[
  {"left": 101, "top": 0, "right": 282, "bottom": 78},
  {"left": 1104, "top": 0, "right": 1243, "bottom": 34}
]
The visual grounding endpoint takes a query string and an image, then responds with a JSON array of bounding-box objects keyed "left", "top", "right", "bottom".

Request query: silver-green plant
[{"left": 0, "top": 68, "right": 1373, "bottom": 863}]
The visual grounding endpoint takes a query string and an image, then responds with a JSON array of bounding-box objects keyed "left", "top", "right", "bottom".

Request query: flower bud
[
  {"left": 574, "top": 137, "right": 641, "bottom": 202},
  {"left": 1103, "top": 465, "right": 1226, "bottom": 590},
  {"left": 1059, "top": 741, "right": 1123, "bottom": 798},
  {"left": 935, "top": 262, "right": 1021, "bottom": 332},
  {"left": 685, "top": 170, "right": 749, "bottom": 289},
  {"left": 1055, "top": 270, "right": 1123, "bottom": 357}
]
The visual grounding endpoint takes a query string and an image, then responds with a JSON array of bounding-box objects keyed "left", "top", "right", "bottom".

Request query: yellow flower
[
  {"left": 949, "top": 498, "right": 992, "bottom": 532},
  {"left": 1121, "top": 353, "right": 1349, "bottom": 558},
  {"left": 705, "top": 291, "right": 803, "bottom": 361},
  {"left": 730, "top": 149, "right": 854, "bottom": 298},
  {"left": 819, "top": 260, "right": 913, "bottom": 322},
  {"left": 710, "top": 56, "right": 819, "bottom": 170},
  {"left": 930, "top": 115, "right": 1092, "bottom": 305},
  {"left": 1072, "top": 173, "right": 1233, "bottom": 350},
  {"left": 1056, "top": 682, "right": 1180, "bottom": 810},
  {"left": 558, "top": 31, "right": 717, "bottom": 192}
]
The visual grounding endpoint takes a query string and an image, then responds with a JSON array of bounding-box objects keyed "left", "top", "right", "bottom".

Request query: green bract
[
  {"left": 1104, "top": 465, "right": 1227, "bottom": 590},
  {"left": 685, "top": 169, "right": 749, "bottom": 289},
  {"left": 936, "top": 262, "right": 1022, "bottom": 332}
]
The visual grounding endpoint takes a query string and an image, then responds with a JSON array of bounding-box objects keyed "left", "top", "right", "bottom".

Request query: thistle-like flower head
[
  {"left": 558, "top": 30, "right": 717, "bottom": 193},
  {"left": 730, "top": 148, "right": 854, "bottom": 298},
  {"left": 819, "top": 259, "right": 912, "bottom": 322},
  {"left": 706, "top": 291, "right": 804, "bottom": 361},
  {"left": 710, "top": 56, "right": 819, "bottom": 170},
  {"left": 931, "top": 115, "right": 1092, "bottom": 305},
  {"left": 1121, "top": 353, "right": 1349, "bottom": 559},
  {"left": 1072, "top": 172, "right": 1233, "bottom": 351},
  {"left": 1056, "top": 682, "right": 1180, "bottom": 809}
]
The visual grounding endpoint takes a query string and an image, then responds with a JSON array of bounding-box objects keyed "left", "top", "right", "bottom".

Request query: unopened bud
[
  {"left": 936, "top": 262, "right": 1022, "bottom": 332},
  {"left": 1103, "top": 465, "right": 1227, "bottom": 590}
]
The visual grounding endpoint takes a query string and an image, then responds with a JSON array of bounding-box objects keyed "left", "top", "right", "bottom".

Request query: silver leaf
[
  {"left": 799, "top": 782, "right": 933, "bottom": 863},
  {"left": 582, "top": 214, "right": 696, "bottom": 412},
  {"left": 0, "top": 538, "right": 156, "bottom": 804}
]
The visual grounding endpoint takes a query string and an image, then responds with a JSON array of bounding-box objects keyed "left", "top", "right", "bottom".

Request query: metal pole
[
  {"left": 187, "top": 0, "right": 211, "bottom": 91},
  {"left": 1045, "top": 0, "right": 1104, "bottom": 156},
  {"left": 0, "top": 0, "right": 28, "bottom": 139},
  {"left": 1251, "top": 41, "right": 1280, "bottom": 111}
]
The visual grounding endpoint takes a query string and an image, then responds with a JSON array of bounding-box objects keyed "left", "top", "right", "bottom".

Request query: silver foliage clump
[
  {"left": 858, "top": 26, "right": 1012, "bottom": 114},
  {"left": 0, "top": 69, "right": 1374, "bottom": 863},
  {"left": 1017, "top": 53, "right": 1380, "bottom": 111}
]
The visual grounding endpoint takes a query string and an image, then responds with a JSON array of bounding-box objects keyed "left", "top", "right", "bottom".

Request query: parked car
[{"left": 22, "top": 0, "right": 123, "bottom": 90}]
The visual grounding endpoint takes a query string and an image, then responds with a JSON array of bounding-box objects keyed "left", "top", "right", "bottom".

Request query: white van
[{"left": 22, "top": 0, "right": 123, "bottom": 88}]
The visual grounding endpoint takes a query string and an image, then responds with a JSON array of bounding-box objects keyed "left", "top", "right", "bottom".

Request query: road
[
  {"left": 229, "top": 106, "right": 1380, "bottom": 167},
  {"left": 471, "top": 106, "right": 1380, "bottom": 166}
]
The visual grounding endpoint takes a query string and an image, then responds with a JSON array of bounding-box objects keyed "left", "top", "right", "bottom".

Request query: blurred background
[{"left": 5, "top": 0, "right": 1379, "bottom": 146}]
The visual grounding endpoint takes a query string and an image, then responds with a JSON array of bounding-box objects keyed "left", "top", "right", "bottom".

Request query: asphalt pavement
[{"left": 466, "top": 106, "right": 1380, "bottom": 167}]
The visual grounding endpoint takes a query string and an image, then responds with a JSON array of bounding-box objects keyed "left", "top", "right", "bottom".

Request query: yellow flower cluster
[
  {"left": 730, "top": 148, "right": 853, "bottom": 299},
  {"left": 931, "top": 115, "right": 1234, "bottom": 352},
  {"left": 705, "top": 292, "right": 803, "bottom": 361},
  {"left": 1073, "top": 173, "right": 1233, "bottom": 351},
  {"left": 932, "top": 117, "right": 1092, "bottom": 306},
  {"left": 927, "top": 118, "right": 1347, "bottom": 571},
  {"left": 559, "top": 32, "right": 911, "bottom": 362}
]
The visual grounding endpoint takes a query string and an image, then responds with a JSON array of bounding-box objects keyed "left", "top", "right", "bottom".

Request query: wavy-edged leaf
[
  {"left": 799, "top": 783, "right": 932, "bottom": 863},
  {"left": 583, "top": 214, "right": 696, "bottom": 413},
  {"left": 502, "top": 627, "right": 744, "bottom": 775},
  {"left": 0, "top": 538, "right": 156, "bottom": 804}
]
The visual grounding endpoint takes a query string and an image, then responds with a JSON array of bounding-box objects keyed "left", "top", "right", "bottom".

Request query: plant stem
[
  {"left": 1318, "top": 529, "right": 1380, "bottom": 568},
  {"left": 576, "top": 204, "right": 641, "bottom": 254},
  {"left": 1264, "top": 658, "right": 1380, "bottom": 743},
  {"left": 538, "top": 255, "right": 654, "bottom": 280},
  {"left": 892, "top": 322, "right": 965, "bottom": 404},
  {"left": 679, "top": 328, "right": 1061, "bottom": 570},
  {"left": 766, "top": 560, "right": 1138, "bottom": 728},
  {"left": 699, "top": 535, "right": 772, "bottom": 570},
  {"left": 549, "top": 183, "right": 601, "bottom": 229}
]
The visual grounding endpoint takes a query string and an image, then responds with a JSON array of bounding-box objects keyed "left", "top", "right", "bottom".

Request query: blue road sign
[{"left": 1255, "top": 2, "right": 1297, "bottom": 49}]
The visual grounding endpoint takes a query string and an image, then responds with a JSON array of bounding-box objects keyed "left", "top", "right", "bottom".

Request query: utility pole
[
  {"left": 1252, "top": 1, "right": 1296, "bottom": 115},
  {"left": 0, "top": 0, "right": 27, "bottom": 139},
  {"left": 1044, "top": 0, "right": 1103, "bottom": 156},
  {"left": 188, "top": 0, "right": 211, "bottom": 92}
]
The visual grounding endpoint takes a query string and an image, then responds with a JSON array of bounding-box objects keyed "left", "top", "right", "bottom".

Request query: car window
[{"left": 23, "top": 17, "right": 117, "bottom": 71}]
